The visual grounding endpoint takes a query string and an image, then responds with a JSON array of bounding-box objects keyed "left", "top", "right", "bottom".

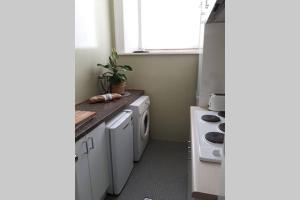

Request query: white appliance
[
  {"left": 196, "top": 109, "right": 225, "bottom": 163},
  {"left": 208, "top": 93, "right": 225, "bottom": 111},
  {"left": 106, "top": 110, "right": 134, "bottom": 195},
  {"left": 127, "top": 96, "right": 150, "bottom": 161}
]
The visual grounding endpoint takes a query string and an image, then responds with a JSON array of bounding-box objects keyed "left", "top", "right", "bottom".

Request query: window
[
  {"left": 114, "top": 0, "right": 215, "bottom": 53},
  {"left": 75, "top": 0, "right": 97, "bottom": 48}
]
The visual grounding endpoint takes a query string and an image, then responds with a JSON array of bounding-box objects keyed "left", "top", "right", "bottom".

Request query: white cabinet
[
  {"left": 75, "top": 122, "right": 109, "bottom": 200},
  {"left": 87, "top": 123, "right": 109, "bottom": 200},
  {"left": 75, "top": 174, "right": 79, "bottom": 200},
  {"left": 76, "top": 137, "right": 93, "bottom": 200}
]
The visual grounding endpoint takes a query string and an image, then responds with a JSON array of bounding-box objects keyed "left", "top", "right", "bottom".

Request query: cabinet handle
[
  {"left": 91, "top": 138, "right": 94, "bottom": 149},
  {"left": 87, "top": 137, "right": 94, "bottom": 150},
  {"left": 123, "top": 123, "right": 129, "bottom": 130},
  {"left": 75, "top": 155, "right": 78, "bottom": 162},
  {"left": 82, "top": 141, "right": 88, "bottom": 154}
]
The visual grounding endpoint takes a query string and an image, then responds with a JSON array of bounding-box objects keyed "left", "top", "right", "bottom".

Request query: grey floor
[{"left": 105, "top": 139, "right": 188, "bottom": 200}]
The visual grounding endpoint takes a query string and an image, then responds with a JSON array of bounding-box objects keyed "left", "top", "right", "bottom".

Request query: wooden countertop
[
  {"left": 190, "top": 106, "right": 222, "bottom": 200},
  {"left": 75, "top": 89, "right": 144, "bottom": 141}
]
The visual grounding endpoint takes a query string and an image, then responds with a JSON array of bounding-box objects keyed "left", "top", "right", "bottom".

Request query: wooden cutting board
[{"left": 75, "top": 111, "right": 96, "bottom": 128}]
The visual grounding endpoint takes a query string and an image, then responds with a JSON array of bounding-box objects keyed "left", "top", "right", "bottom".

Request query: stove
[{"left": 196, "top": 110, "right": 225, "bottom": 163}]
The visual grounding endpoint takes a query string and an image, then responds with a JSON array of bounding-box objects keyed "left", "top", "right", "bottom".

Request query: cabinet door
[
  {"left": 87, "top": 122, "right": 109, "bottom": 200},
  {"left": 75, "top": 137, "right": 92, "bottom": 200},
  {"left": 75, "top": 171, "right": 79, "bottom": 200}
]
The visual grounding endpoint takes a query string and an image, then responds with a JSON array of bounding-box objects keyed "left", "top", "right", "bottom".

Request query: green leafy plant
[{"left": 97, "top": 48, "right": 133, "bottom": 85}]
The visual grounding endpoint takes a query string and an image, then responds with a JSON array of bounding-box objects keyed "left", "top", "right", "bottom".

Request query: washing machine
[
  {"left": 106, "top": 109, "right": 134, "bottom": 195},
  {"left": 128, "top": 96, "right": 150, "bottom": 161}
]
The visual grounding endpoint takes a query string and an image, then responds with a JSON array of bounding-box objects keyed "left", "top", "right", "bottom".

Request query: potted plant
[{"left": 97, "top": 49, "right": 133, "bottom": 95}]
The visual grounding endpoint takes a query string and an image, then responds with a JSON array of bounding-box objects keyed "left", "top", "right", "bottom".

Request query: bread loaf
[{"left": 89, "top": 93, "right": 122, "bottom": 104}]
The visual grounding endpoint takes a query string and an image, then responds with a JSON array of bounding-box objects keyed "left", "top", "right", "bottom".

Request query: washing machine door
[{"left": 140, "top": 110, "right": 150, "bottom": 140}]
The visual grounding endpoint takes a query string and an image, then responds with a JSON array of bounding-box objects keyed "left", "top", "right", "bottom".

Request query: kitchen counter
[
  {"left": 190, "top": 106, "right": 222, "bottom": 200},
  {"left": 75, "top": 89, "right": 144, "bottom": 141}
]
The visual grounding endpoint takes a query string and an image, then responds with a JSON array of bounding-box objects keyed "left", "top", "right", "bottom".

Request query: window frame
[{"left": 114, "top": 0, "right": 212, "bottom": 55}]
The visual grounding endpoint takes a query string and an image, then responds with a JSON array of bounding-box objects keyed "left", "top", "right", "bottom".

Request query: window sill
[{"left": 118, "top": 49, "right": 202, "bottom": 56}]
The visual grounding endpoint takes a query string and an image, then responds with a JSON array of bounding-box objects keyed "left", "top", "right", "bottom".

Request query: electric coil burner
[
  {"left": 205, "top": 132, "right": 224, "bottom": 144},
  {"left": 197, "top": 109, "right": 225, "bottom": 163},
  {"left": 217, "top": 111, "right": 225, "bottom": 118},
  {"left": 219, "top": 123, "right": 225, "bottom": 132},
  {"left": 201, "top": 115, "right": 220, "bottom": 122}
]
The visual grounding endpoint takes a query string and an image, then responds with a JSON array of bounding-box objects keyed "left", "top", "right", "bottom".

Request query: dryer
[{"left": 128, "top": 96, "right": 150, "bottom": 161}]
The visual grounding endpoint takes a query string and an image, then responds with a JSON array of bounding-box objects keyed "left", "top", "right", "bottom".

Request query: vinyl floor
[{"left": 105, "top": 139, "right": 188, "bottom": 200}]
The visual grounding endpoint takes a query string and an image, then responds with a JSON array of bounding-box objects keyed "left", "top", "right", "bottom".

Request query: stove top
[
  {"left": 201, "top": 115, "right": 221, "bottom": 122},
  {"left": 196, "top": 110, "right": 225, "bottom": 163},
  {"left": 219, "top": 123, "right": 225, "bottom": 132},
  {"left": 205, "top": 132, "right": 224, "bottom": 144},
  {"left": 217, "top": 111, "right": 225, "bottom": 118}
]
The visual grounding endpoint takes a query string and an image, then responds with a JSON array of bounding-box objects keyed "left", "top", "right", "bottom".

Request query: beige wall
[
  {"left": 119, "top": 55, "right": 199, "bottom": 142},
  {"left": 75, "top": 0, "right": 113, "bottom": 103}
]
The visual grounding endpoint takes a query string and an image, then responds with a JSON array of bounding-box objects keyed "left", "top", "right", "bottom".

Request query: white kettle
[{"left": 208, "top": 93, "right": 225, "bottom": 111}]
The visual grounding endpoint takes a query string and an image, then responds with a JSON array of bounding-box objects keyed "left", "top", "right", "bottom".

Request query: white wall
[
  {"left": 198, "top": 23, "right": 225, "bottom": 107},
  {"left": 75, "top": 0, "right": 113, "bottom": 103}
]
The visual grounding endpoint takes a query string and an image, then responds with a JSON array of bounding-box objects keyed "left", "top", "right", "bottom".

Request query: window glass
[
  {"left": 75, "top": 0, "right": 97, "bottom": 48},
  {"left": 141, "top": 0, "right": 201, "bottom": 49}
]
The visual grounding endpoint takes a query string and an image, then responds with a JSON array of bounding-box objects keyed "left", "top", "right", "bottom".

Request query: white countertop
[{"left": 190, "top": 106, "right": 222, "bottom": 200}]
